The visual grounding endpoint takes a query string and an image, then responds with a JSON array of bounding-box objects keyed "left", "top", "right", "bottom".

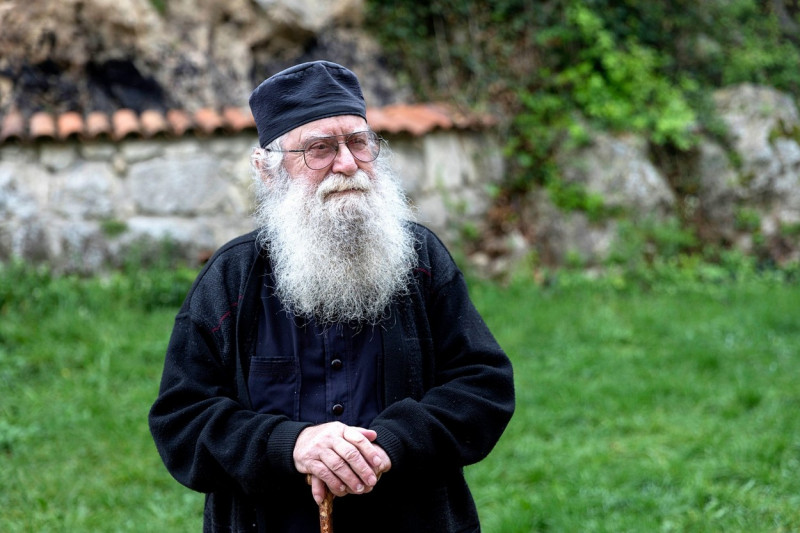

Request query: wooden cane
[
  {"left": 307, "top": 474, "right": 334, "bottom": 533},
  {"left": 318, "top": 486, "right": 334, "bottom": 533}
]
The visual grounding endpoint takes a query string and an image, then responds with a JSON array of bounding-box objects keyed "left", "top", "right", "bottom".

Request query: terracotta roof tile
[
  {"left": 30, "top": 111, "right": 57, "bottom": 140},
  {"left": 365, "top": 107, "right": 389, "bottom": 131},
  {"left": 57, "top": 111, "right": 84, "bottom": 140},
  {"left": 405, "top": 105, "right": 454, "bottom": 131},
  {"left": 0, "top": 104, "right": 495, "bottom": 146},
  {"left": 166, "top": 109, "right": 193, "bottom": 137},
  {"left": 140, "top": 109, "right": 168, "bottom": 137},
  {"left": 445, "top": 104, "right": 497, "bottom": 128},
  {"left": 86, "top": 111, "right": 112, "bottom": 139},
  {"left": 194, "top": 108, "right": 225, "bottom": 135},
  {"left": 0, "top": 108, "right": 24, "bottom": 143},
  {"left": 112, "top": 109, "right": 140, "bottom": 141},
  {"left": 368, "top": 104, "right": 454, "bottom": 136},
  {"left": 222, "top": 106, "right": 256, "bottom": 132}
]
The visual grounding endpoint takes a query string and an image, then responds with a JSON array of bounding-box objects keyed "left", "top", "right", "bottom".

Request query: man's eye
[
  {"left": 307, "top": 141, "right": 334, "bottom": 154},
  {"left": 348, "top": 135, "right": 369, "bottom": 149}
]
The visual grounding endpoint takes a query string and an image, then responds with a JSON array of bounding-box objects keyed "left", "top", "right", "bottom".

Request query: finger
[
  {"left": 324, "top": 441, "right": 377, "bottom": 493},
  {"left": 371, "top": 444, "right": 392, "bottom": 475},
  {"left": 307, "top": 454, "right": 348, "bottom": 496},
  {"left": 351, "top": 427, "right": 378, "bottom": 441},
  {"left": 342, "top": 427, "right": 385, "bottom": 473},
  {"left": 294, "top": 423, "right": 348, "bottom": 476},
  {"left": 310, "top": 475, "right": 328, "bottom": 506},
  {"left": 295, "top": 424, "right": 368, "bottom": 496}
]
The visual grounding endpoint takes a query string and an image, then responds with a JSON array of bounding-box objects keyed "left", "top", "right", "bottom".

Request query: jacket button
[
  {"left": 331, "top": 358, "right": 343, "bottom": 370},
  {"left": 332, "top": 404, "right": 344, "bottom": 416}
]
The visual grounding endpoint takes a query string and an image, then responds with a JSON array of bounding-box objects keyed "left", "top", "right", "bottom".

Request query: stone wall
[
  {"left": 0, "top": 130, "right": 503, "bottom": 273},
  {"left": 502, "top": 84, "right": 800, "bottom": 271},
  {"left": 3, "top": 83, "right": 798, "bottom": 276}
]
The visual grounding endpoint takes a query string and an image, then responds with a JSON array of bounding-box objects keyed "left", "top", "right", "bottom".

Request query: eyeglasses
[{"left": 266, "top": 131, "right": 384, "bottom": 170}]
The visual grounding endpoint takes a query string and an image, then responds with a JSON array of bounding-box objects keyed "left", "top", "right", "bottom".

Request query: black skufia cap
[{"left": 249, "top": 60, "right": 367, "bottom": 148}]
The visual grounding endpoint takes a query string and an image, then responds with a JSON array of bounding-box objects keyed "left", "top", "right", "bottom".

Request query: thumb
[
  {"left": 352, "top": 427, "right": 378, "bottom": 442},
  {"left": 310, "top": 475, "right": 328, "bottom": 506}
]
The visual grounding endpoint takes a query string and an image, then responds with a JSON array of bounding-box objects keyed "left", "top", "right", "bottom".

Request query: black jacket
[{"left": 149, "top": 224, "right": 515, "bottom": 532}]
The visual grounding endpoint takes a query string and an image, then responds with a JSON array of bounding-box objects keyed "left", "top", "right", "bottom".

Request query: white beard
[{"left": 253, "top": 159, "right": 417, "bottom": 325}]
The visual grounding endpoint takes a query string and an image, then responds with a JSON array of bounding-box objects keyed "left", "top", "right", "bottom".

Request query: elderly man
[{"left": 149, "top": 60, "right": 515, "bottom": 533}]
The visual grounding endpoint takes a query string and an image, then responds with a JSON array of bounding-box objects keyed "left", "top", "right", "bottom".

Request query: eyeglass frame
[{"left": 264, "top": 130, "right": 384, "bottom": 170}]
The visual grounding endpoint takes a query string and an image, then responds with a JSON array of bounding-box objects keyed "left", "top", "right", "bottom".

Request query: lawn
[
  {"left": 467, "top": 272, "right": 800, "bottom": 532},
  {"left": 1, "top": 262, "right": 799, "bottom": 532}
]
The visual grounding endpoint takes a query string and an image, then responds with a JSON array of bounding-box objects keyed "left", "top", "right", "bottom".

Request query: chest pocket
[{"left": 248, "top": 355, "right": 299, "bottom": 418}]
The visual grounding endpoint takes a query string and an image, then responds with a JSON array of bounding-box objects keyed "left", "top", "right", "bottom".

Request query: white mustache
[{"left": 316, "top": 172, "right": 372, "bottom": 201}]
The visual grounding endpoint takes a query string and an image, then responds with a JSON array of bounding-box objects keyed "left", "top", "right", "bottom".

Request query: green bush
[
  {"left": 365, "top": 0, "right": 800, "bottom": 201},
  {"left": 0, "top": 259, "right": 195, "bottom": 318}
]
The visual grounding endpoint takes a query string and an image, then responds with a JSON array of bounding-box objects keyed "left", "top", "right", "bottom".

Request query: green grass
[
  {"left": 466, "top": 274, "right": 800, "bottom": 532},
  {"left": 0, "top": 263, "right": 203, "bottom": 532},
  {"left": 2, "top": 261, "right": 799, "bottom": 532}
]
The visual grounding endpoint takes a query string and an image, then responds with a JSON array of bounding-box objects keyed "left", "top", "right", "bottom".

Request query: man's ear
[
  {"left": 251, "top": 149, "right": 272, "bottom": 182},
  {"left": 254, "top": 158, "right": 269, "bottom": 177}
]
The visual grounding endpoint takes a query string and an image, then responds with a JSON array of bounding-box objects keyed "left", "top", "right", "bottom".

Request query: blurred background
[
  {"left": 1, "top": 1, "right": 800, "bottom": 531},
  {"left": 1, "top": 0, "right": 799, "bottom": 275}
]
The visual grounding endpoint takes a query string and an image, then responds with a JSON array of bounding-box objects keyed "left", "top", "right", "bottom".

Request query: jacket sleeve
[
  {"left": 371, "top": 229, "right": 515, "bottom": 473},
  {"left": 148, "top": 290, "right": 310, "bottom": 496}
]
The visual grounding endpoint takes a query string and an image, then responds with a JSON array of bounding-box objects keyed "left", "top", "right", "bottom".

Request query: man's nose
[{"left": 330, "top": 142, "right": 359, "bottom": 175}]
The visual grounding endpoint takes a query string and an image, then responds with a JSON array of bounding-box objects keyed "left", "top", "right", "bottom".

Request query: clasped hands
[
  {"left": 293, "top": 422, "right": 391, "bottom": 505},
  {"left": 293, "top": 422, "right": 392, "bottom": 504}
]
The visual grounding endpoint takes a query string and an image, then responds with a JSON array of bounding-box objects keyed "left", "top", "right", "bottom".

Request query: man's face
[
  {"left": 253, "top": 114, "right": 416, "bottom": 324},
  {"left": 281, "top": 115, "right": 374, "bottom": 190}
]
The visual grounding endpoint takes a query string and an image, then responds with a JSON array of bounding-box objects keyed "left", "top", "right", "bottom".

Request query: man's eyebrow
[
  {"left": 299, "top": 129, "right": 370, "bottom": 143},
  {"left": 300, "top": 130, "right": 327, "bottom": 140}
]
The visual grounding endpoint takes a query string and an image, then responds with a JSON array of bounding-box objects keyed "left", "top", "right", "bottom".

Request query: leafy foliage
[{"left": 365, "top": 0, "right": 800, "bottom": 194}]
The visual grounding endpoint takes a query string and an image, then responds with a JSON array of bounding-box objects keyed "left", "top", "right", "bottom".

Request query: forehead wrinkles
[
  {"left": 300, "top": 129, "right": 367, "bottom": 143},
  {"left": 290, "top": 115, "right": 370, "bottom": 144},
  {"left": 300, "top": 129, "right": 326, "bottom": 140}
]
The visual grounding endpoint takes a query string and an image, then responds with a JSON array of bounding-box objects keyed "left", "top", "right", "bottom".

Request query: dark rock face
[{"left": 0, "top": 0, "right": 409, "bottom": 117}]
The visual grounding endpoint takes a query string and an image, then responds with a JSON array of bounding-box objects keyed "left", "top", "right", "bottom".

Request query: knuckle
[
  {"left": 329, "top": 457, "right": 349, "bottom": 473},
  {"left": 310, "top": 463, "right": 328, "bottom": 478},
  {"left": 342, "top": 446, "right": 361, "bottom": 463}
]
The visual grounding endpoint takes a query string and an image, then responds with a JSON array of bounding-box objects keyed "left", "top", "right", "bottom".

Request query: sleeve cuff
[
  {"left": 266, "top": 420, "right": 313, "bottom": 475},
  {"left": 372, "top": 425, "right": 405, "bottom": 470}
]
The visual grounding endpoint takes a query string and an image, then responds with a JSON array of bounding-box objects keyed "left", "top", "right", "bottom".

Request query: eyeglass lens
[{"left": 303, "top": 132, "right": 381, "bottom": 169}]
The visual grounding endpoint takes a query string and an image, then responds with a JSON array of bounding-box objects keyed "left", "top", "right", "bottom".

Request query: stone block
[
  {"left": 422, "top": 132, "right": 470, "bottom": 193},
  {"left": 120, "top": 139, "right": 165, "bottom": 163},
  {"left": 127, "top": 154, "right": 238, "bottom": 216},
  {"left": 0, "top": 160, "right": 46, "bottom": 219},
  {"left": 50, "top": 161, "right": 117, "bottom": 219},
  {"left": 458, "top": 133, "right": 504, "bottom": 186},
  {"left": 208, "top": 136, "right": 256, "bottom": 158},
  {"left": 56, "top": 220, "right": 112, "bottom": 274},
  {"left": 4, "top": 215, "right": 52, "bottom": 263},
  {"left": 41, "top": 143, "right": 78, "bottom": 172},
  {"left": 558, "top": 132, "right": 676, "bottom": 218},
  {"left": 163, "top": 139, "right": 204, "bottom": 158},
  {"left": 220, "top": 149, "right": 255, "bottom": 190},
  {"left": 775, "top": 138, "right": 800, "bottom": 170},
  {"left": 384, "top": 137, "right": 425, "bottom": 198},
  {"left": 0, "top": 144, "right": 38, "bottom": 164},
  {"left": 120, "top": 215, "right": 236, "bottom": 265},
  {"left": 81, "top": 142, "right": 118, "bottom": 161}
]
